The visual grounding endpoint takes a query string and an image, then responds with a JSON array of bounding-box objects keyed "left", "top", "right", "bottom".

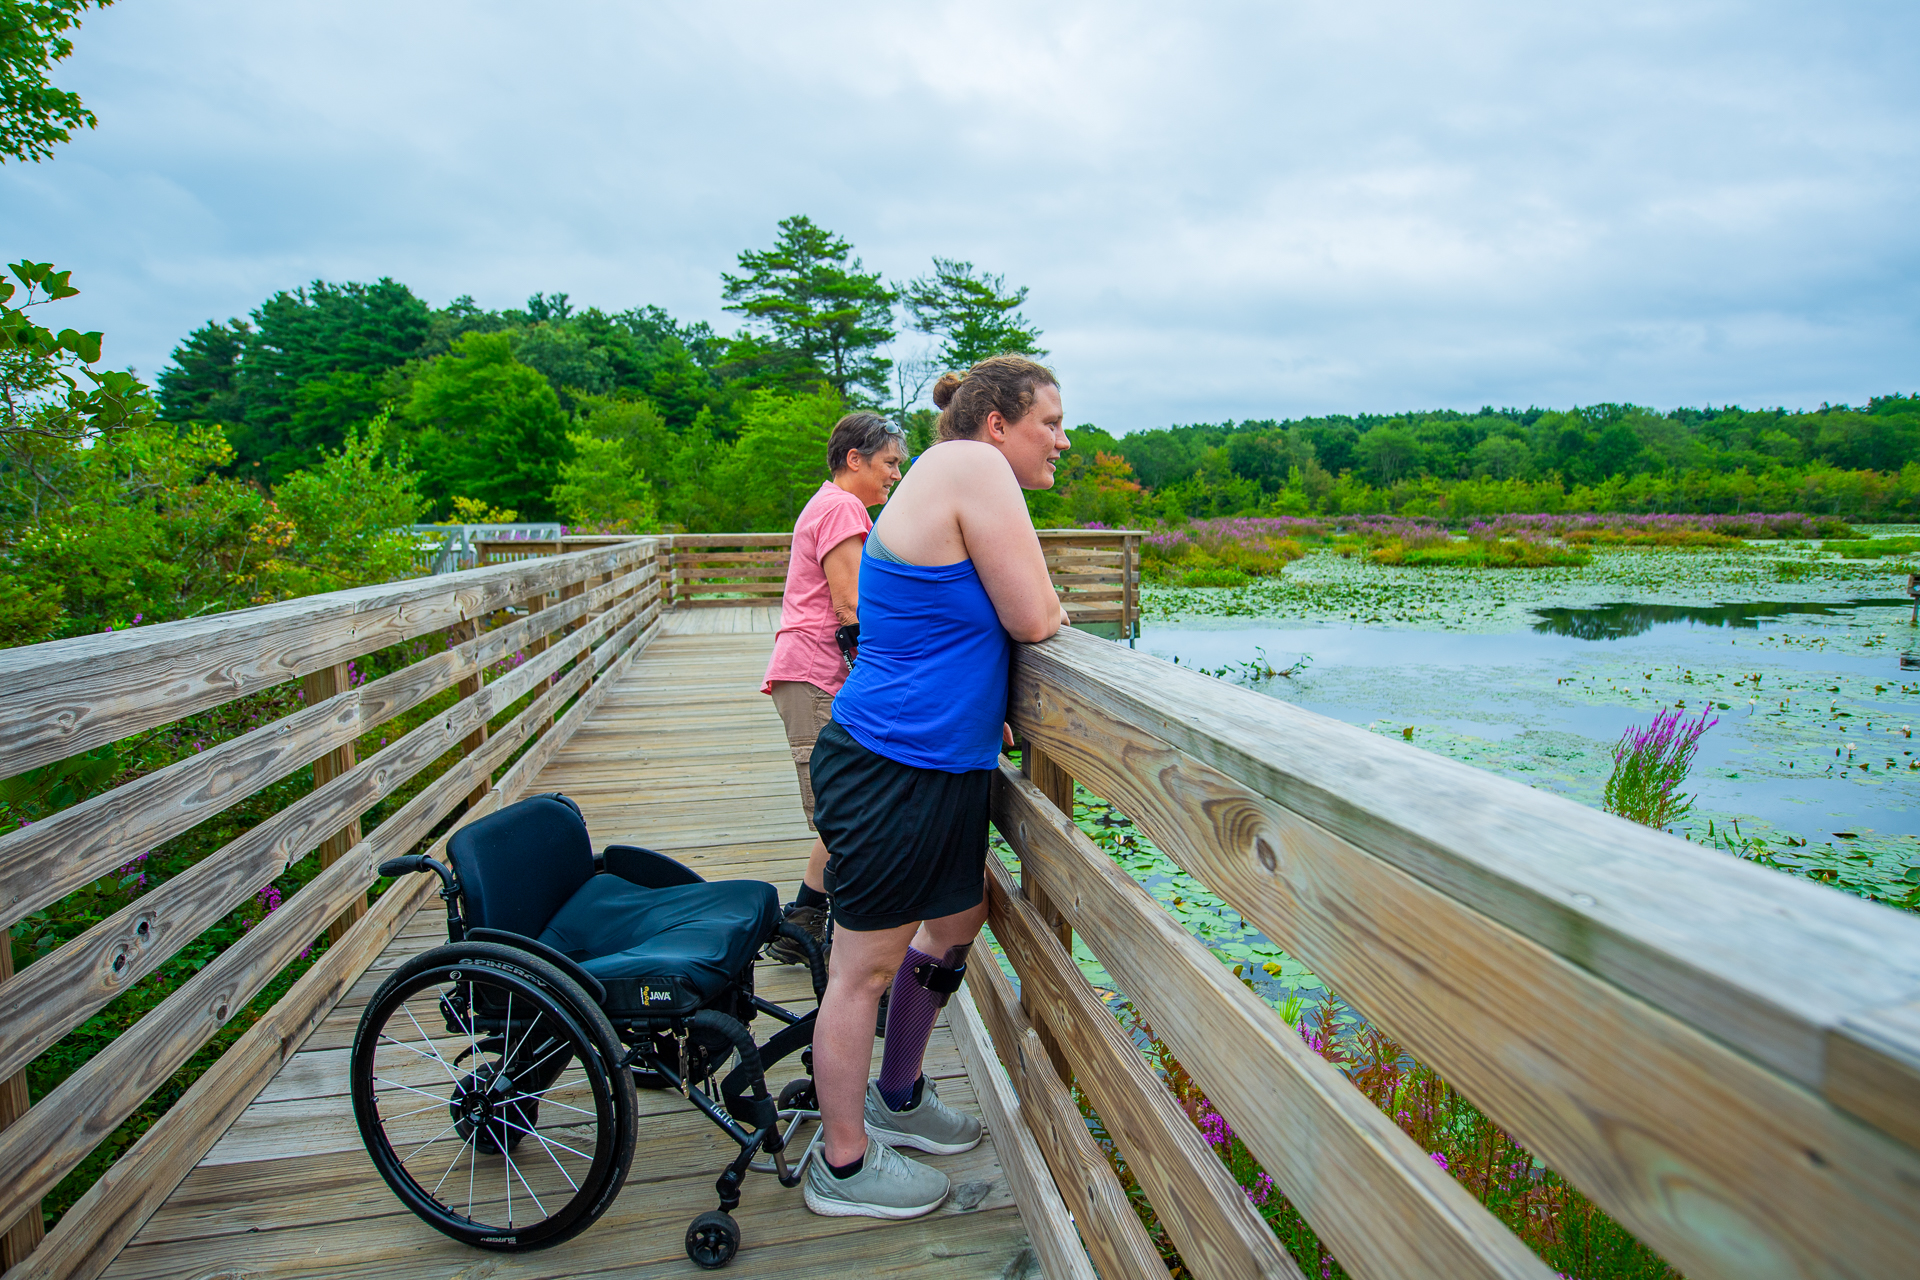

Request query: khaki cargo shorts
[{"left": 768, "top": 680, "right": 835, "bottom": 830}]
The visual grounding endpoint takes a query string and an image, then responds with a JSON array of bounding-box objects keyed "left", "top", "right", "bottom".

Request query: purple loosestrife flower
[
  {"left": 1430, "top": 1151, "right": 1449, "bottom": 1171},
  {"left": 1604, "top": 706, "right": 1718, "bottom": 829}
]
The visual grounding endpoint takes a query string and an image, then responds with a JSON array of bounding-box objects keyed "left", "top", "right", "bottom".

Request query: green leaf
[{"left": 10, "top": 260, "right": 52, "bottom": 287}]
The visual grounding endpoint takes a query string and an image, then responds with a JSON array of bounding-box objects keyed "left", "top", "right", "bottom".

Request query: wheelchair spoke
[
  {"left": 510, "top": 1032, "right": 569, "bottom": 1082},
  {"left": 396, "top": 1007, "right": 462, "bottom": 1085},
  {"left": 428, "top": 1128, "right": 476, "bottom": 1200},
  {"left": 515, "top": 1085, "right": 595, "bottom": 1116},
  {"left": 382, "top": 1098, "right": 450, "bottom": 1123},
  {"left": 374, "top": 1075, "right": 459, "bottom": 1107},
  {"left": 403, "top": 1117, "right": 466, "bottom": 1167},
  {"left": 502, "top": 1144, "right": 549, "bottom": 1222},
  {"left": 526, "top": 1125, "right": 581, "bottom": 1193},
  {"left": 498, "top": 1116, "right": 591, "bottom": 1162}
]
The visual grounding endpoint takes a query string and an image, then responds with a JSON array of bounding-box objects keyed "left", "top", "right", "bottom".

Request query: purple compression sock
[{"left": 876, "top": 946, "right": 954, "bottom": 1111}]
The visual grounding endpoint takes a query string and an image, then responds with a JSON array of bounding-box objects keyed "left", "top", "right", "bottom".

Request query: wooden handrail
[
  {"left": 997, "top": 626, "right": 1920, "bottom": 1280},
  {"left": 651, "top": 529, "right": 1143, "bottom": 630},
  {"left": 0, "top": 540, "right": 662, "bottom": 1275}
]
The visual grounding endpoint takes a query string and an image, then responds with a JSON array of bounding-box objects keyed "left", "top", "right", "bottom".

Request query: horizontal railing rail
[
  {"left": 0, "top": 540, "right": 663, "bottom": 1279},
  {"left": 484, "top": 529, "right": 1144, "bottom": 630},
  {"left": 981, "top": 626, "right": 1920, "bottom": 1280}
]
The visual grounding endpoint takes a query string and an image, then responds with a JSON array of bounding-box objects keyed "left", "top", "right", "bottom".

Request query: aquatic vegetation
[
  {"left": 1476, "top": 511, "right": 1853, "bottom": 540},
  {"left": 1563, "top": 528, "right": 1742, "bottom": 548},
  {"left": 1143, "top": 519, "right": 1309, "bottom": 585},
  {"left": 1604, "top": 708, "right": 1718, "bottom": 828},
  {"left": 1371, "top": 532, "right": 1591, "bottom": 569},
  {"left": 1820, "top": 535, "right": 1920, "bottom": 559}
]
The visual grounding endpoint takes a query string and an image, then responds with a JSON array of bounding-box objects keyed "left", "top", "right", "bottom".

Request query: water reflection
[{"left": 1531, "top": 598, "right": 1910, "bottom": 640}]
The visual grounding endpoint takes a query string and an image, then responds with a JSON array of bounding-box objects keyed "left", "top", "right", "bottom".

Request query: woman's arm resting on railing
[{"left": 822, "top": 534, "right": 863, "bottom": 627}]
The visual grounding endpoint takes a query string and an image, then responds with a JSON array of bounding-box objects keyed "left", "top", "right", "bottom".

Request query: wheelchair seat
[
  {"left": 448, "top": 793, "right": 779, "bottom": 1018},
  {"left": 540, "top": 876, "right": 776, "bottom": 1015}
]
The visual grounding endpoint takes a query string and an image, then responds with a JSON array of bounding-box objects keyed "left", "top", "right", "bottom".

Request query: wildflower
[{"left": 1430, "top": 1151, "right": 1449, "bottom": 1171}]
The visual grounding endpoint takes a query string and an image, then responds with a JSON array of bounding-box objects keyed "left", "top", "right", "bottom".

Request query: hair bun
[{"left": 931, "top": 372, "right": 964, "bottom": 410}]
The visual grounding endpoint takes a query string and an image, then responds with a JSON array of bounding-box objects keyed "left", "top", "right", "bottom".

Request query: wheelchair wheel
[
  {"left": 686, "top": 1209, "right": 740, "bottom": 1269},
  {"left": 351, "top": 942, "right": 637, "bottom": 1251}
]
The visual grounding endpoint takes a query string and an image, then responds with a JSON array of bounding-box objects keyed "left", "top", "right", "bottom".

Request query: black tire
[
  {"left": 776, "top": 1078, "right": 817, "bottom": 1112},
  {"left": 351, "top": 942, "right": 637, "bottom": 1251},
  {"left": 686, "top": 1209, "right": 740, "bottom": 1269}
]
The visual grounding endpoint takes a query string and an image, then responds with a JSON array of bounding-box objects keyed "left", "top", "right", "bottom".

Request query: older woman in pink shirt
[{"left": 762, "top": 412, "right": 908, "bottom": 964}]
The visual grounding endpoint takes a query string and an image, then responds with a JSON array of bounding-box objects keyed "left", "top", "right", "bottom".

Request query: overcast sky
[{"left": 5, "top": 1, "right": 1916, "bottom": 433}]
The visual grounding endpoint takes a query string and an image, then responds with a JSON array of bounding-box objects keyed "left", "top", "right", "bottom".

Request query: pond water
[
  {"left": 1142, "top": 596, "right": 1920, "bottom": 843},
  {"left": 1021, "top": 588, "right": 1920, "bottom": 1015}
]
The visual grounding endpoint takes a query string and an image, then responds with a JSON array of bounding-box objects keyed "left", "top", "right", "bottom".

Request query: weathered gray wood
[
  {"left": 964, "top": 934, "right": 1167, "bottom": 1280},
  {"left": 7, "top": 845, "right": 443, "bottom": 1280},
  {"left": 0, "top": 653, "right": 594, "bottom": 1235},
  {"left": 1012, "top": 640, "right": 1920, "bottom": 1280},
  {"left": 985, "top": 855, "right": 1304, "bottom": 1280},
  {"left": 1012, "top": 627, "right": 1920, "bottom": 1126},
  {"left": 301, "top": 662, "right": 364, "bottom": 944},
  {"left": 948, "top": 983, "right": 1098, "bottom": 1280},
  {"left": 0, "top": 930, "right": 45, "bottom": 1267},
  {"left": 0, "top": 592, "right": 642, "bottom": 1088},
  {"left": 0, "top": 564, "right": 649, "bottom": 934},
  {"left": 993, "top": 762, "right": 1550, "bottom": 1280},
  {"left": 0, "top": 541, "right": 656, "bottom": 779},
  {"left": 1828, "top": 998, "right": 1920, "bottom": 1151}
]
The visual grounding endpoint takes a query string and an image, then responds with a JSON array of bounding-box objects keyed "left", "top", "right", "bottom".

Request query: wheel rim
[{"left": 355, "top": 959, "right": 617, "bottom": 1243}]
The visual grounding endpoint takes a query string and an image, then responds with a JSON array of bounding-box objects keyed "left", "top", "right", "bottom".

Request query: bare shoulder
[{"left": 917, "top": 440, "right": 1016, "bottom": 484}]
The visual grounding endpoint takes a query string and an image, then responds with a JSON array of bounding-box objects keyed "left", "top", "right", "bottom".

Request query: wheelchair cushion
[
  {"left": 537, "top": 875, "right": 779, "bottom": 1017},
  {"left": 448, "top": 794, "right": 595, "bottom": 939}
]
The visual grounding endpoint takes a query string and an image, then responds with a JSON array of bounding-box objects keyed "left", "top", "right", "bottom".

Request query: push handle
[{"left": 379, "top": 855, "right": 462, "bottom": 939}]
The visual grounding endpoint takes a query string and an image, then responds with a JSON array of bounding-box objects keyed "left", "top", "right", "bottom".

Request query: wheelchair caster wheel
[
  {"left": 686, "top": 1209, "right": 740, "bottom": 1269},
  {"left": 777, "top": 1078, "right": 817, "bottom": 1112}
]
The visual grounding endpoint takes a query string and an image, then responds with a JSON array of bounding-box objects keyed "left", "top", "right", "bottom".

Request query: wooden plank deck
[{"left": 98, "top": 607, "right": 1042, "bottom": 1280}]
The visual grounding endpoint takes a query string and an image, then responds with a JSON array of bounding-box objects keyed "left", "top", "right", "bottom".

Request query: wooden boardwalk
[{"left": 97, "top": 608, "right": 1040, "bottom": 1280}]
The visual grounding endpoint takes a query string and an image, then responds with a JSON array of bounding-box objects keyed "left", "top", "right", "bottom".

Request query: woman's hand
[{"left": 1002, "top": 722, "right": 1015, "bottom": 748}]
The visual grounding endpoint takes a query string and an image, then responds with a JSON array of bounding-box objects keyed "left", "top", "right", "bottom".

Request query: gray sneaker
[
  {"left": 803, "top": 1135, "right": 949, "bottom": 1220},
  {"left": 864, "top": 1077, "right": 982, "bottom": 1155}
]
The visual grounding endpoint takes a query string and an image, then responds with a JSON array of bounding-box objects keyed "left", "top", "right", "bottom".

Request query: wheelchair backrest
[{"left": 448, "top": 793, "right": 595, "bottom": 938}]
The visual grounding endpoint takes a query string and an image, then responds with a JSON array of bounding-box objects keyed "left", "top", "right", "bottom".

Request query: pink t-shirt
[{"left": 762, "top": 482, "right": 872, "bottom": 695}]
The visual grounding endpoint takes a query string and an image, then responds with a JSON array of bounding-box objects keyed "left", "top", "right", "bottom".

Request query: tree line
[
  {"left": 1032, "top": 397, "right": 1920, "bottom": 528},
  {"left": 153, "top": 217, "right": 1045, "bottom": 528}
]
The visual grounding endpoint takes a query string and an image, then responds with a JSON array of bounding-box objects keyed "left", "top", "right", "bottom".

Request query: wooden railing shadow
[
  {"left": 0, "top": 540, "right": 661, "bottom": 1278},
  {"left": 964, "top": 626, "right": 1920, "bottom": 1280}
]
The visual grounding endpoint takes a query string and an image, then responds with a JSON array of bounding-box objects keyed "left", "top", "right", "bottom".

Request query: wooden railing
[
  {"left": 958, "top": 627, "right": 1920, "bottom": 1280},
  {"left": 657, "top": 528, "right": 1142, "bottom": 631},
  {"left": 0, "top": 541, "right": 662, "bottom": 1278}
]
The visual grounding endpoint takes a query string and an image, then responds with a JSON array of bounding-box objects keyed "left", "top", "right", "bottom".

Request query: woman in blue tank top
[{"left": 800, "top": 356, "right": 1071, "bottom": 1221}]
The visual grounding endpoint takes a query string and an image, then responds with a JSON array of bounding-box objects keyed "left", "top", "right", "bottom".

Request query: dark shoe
[{"left": 767, "top": 902, "right": 830, "bottom": 967}]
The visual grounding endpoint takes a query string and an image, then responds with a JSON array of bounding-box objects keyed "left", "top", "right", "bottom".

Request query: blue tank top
[{"left": 830, "top": 547, "right": 1012, "bottom": 772}]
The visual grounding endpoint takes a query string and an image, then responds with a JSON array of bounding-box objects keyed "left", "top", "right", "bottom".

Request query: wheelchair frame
[{"left": 352, "top": 831, "right": 829, "bottom": 1269}]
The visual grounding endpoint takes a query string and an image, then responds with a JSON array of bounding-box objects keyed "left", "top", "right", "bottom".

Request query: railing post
[
  {"left": 447, "top": 617, "right": 490, "bottom": 808},
  {"left": 1020, "top": 742, "right": 1076, "bottom": 1085},
  {"left": 300, "top": 663, "right": 366, "bottom": 946},
  {"left": 1122, "top": 532, "right": 1139, "bottom": 646},
  {"left": 0, "top": 934, "right": 45, "bottom": 1268}
]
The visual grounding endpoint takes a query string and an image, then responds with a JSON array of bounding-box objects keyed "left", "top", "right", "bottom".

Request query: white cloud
[{"left": 3, "top": 0, "right": 1914, "bottom": 432}]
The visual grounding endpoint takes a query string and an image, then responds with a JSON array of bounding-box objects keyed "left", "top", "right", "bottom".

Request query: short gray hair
[{"left": 827, "top": 412, "right": 908, "bottom": 474}]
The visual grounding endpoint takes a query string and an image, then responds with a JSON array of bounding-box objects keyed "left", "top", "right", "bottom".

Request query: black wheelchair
[{"left": 350, "top": 793, "right": 829, "bottom": 1268}]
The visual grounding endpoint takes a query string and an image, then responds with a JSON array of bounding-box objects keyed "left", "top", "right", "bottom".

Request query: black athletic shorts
[{"left": 808, "top": 719, "right": 992, "bottom": 932}]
